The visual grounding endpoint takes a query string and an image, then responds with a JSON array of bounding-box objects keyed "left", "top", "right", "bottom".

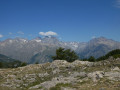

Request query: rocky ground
[{"left": 0, "top": 57, "right": 120, "bottom": 90}]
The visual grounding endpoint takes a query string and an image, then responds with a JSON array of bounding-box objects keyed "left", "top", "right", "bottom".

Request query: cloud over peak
[{"left": 39, "top": 31, "right": 57, "bottom": 36}]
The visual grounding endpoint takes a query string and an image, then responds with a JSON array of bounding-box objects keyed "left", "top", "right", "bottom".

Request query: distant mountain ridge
[{"left": 0, "top": 36, "right": 120, "bottom": 63}]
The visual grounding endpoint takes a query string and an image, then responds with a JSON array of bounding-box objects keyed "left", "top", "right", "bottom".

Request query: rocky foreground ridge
[{"left": 0, "top": 58, "right": 120, "bottom": 90}]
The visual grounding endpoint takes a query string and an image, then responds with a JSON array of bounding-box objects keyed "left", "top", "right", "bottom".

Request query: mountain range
[{"left": 0, "top": 36, "right": 120, "bottom": 63}]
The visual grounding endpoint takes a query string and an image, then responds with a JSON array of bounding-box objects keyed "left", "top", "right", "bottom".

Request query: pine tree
[
  {"left": 88, "top": 56, "right": 96, "bottom": 62},
  {"left": 52, "top": 47, "right": 79, "bottom": 62}
]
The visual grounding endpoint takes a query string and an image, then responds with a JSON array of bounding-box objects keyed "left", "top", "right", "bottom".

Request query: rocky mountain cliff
[
  {"left": 0, "top": 37, "right": 120, "bottom": 63},
  {"left": 0, "top": 58, "right": 120, "bottom": 90}
]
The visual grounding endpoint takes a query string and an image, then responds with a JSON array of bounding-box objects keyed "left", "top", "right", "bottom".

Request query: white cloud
[
  {"left": 0, "top": 34, "right": 3, "bottom": 38},
  {"left": 17, "top": 31, "right": 24, "bottom": 35},
  {"left": 39, "top": 31, "right": 57, "bottom": 36}
]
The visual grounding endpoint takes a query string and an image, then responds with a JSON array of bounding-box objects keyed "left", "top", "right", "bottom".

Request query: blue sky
[{"left": 0, "top": 0, "right": 120, "bottom": 42}]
